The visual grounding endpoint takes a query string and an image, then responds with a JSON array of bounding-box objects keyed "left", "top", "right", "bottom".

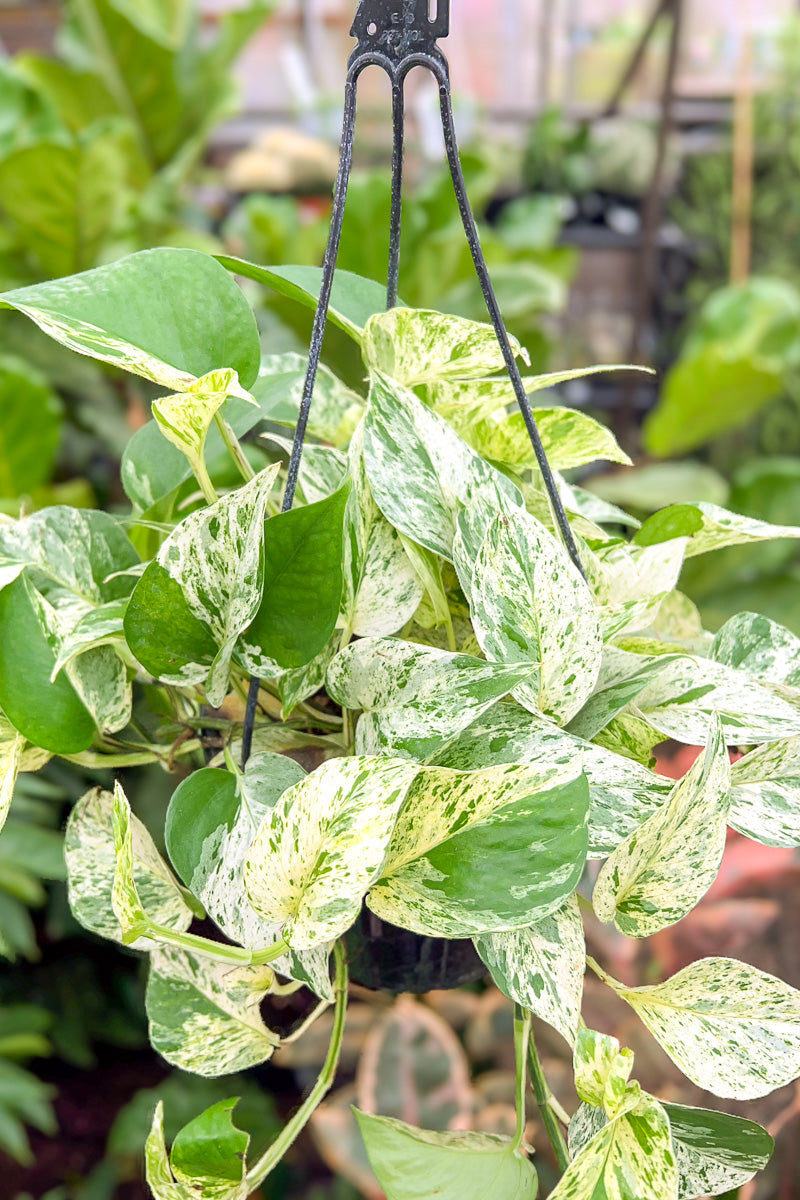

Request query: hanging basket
[{"left": 344, "top": 910, "right": 486, "bottom": 993}]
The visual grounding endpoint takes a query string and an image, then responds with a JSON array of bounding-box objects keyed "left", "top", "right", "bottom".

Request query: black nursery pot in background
[{"left": 344, "top": 910, "right": 486, "bottom": 993}]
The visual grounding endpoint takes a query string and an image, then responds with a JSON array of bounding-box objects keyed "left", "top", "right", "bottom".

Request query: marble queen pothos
[{"left": 0, "top": 246, "right": 797, "bottom": 1198}]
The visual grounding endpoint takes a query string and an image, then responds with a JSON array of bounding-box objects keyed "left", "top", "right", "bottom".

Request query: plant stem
[
  {"left": 214, "top": 413, "right": 255, "bottom": 483},
  {"left": 527, "top": 1027, "right": 571, "bottom": 1174},
  {"left": 247, "top": 942, "right": 349, "bottom": 1189},
  {"left": 512, "top": 1006, "right": 532, "bottom": 1152},
  {"left": 585, "top": 955, "right": 615, "bottom": 988},
  {"left": 137, "top": 918, "right": 289, "bottom": 968},
  {"left": 193, "top": 455, "right": 219, "bottom": 506}
]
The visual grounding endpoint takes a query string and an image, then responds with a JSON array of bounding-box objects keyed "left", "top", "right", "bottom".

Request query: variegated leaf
[
  {"left": 326, "top": 637, "right": 539, "bottom": 760},
  {"left": 368, "top": 758, "right": 589, "bottom": 938},
  {"left": 145, "top": 465, "right": 279, "bottom": 703},
  {"left": 662, "top": 1103, "right": 774, "bottom": 1200},
  {"left": 730, "top": 736, "right": 800, "bottom": 847},
  {"left": 65, "top": 786, "right": 192, "bottom": 947},
  {"left": 457, "top": 508, "right": 602, "bottom": 725},
  {"left": 264, "top": 351, "right": 364, "bottom": 446},
  {"left": 465, "top": 406, "right": 632, "bottom": 471},
  {"left": 567, "top": 647, "right": 686, "bottom": 741},
  {"left": 0, "top": 506, "right": 140, "bottom": 601},
  {"left": 429, "top": 706, "right": 672, "bottom": 858},
  {"left": 581, "top": 538, "right": 688, "bottom": 640},
  {"left": 50, "top": 599, "right": 128, "bottom": 677},
  {"left": 355, "top": 1111, "right": 538, "bottom": 1200},
  {"left": 277, "top": 635, "right": 341, "bottom": 723},
  {"left": 146, "top": 1099, "right": 250, "bottom": 1200},
  {"left": 473, "top": 896, "right": 584, "bottom": 1045},
  {"left": 243, "top": 756, "right": 420, "bottom": 950},
  {"left": 146, "top": 946, "right": 280, "bottom": 1076},
  {"left": 0, "top": 729, "right": 22, "bottom": 837},
  {"left": 342, "top": 424, "right": 423, "bottom": 638},
  {"left": 165, "top": 755, "right": 334, "bottom": 1002},
  {"left": 573, "top": 1028, "right": 634, "bottom": 1115},
  {"left": 635, "top": 653, "right": 800, "bottom": 745},
  {"left": 593, "top": 716, "right": 730, "bottom": 937},
  {"left": 152, "top": 368, "right": 255, "bottom": 489},
  {"left": 555, "top": 1093, "right": 677, "bottom": 1200},
  {"left": 261, "top": 431, "right": 347, "bottom": 506},
  {"left": 112, "top": 781, "right": 155, "bottom": 943},
  {"left": 609, "top": 957, "right": 800, "bottom": 1099},
  {"left": 363, "top": 308, "right": 528, "bottom": 386},
  {"left": 363, "top": 371, "right": 522, "bottom": 560},
  {"left": 636, "top": 501, "right": 800, "bottom": 559},
  {"left": 710, "top": 611, "right": 800, "bottom": 690}
]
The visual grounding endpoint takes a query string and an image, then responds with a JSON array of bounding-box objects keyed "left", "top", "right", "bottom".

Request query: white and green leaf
[
  {"left": 326, "top": 637, "right": 539, "bottom": 760},
  {"left": 458, "top": 507, "right": 602, "bottom": 725},
  {"left": 152, "top": 368, "right": 255, "bottom": 491},
  {"left": 593, "top": 716, "right": 731, "bottom": 937},
  {"left": 710, "top": 611, "right": 800, "bottom": 690},
  {"left": 581, "top": 538, "right": 688, "bottom": 640},
  {"left": 608, "top": 957, "right": 800, "bottom": 1100},
  {"left": 243, "top": 756, "right": 420, "bottom": 950},
  {"left": 146, "top": 946, "right": 280, "bottom": 1076},
  {"left": 636, "top": 501, "right": 800, "bottom": 559},
  {"left": 730, "top": 736, "right": 800, "bottom": 847},
  {"left": 146, "top": 1098, "right": 250, "bottom": 1200},
  {"left": 556, "top": 1093, "right": 677, "bottom": 1200},
  {"left": 65, "top": 785, "right": 192, "bottom": 948},
  {"left": 473, "top": 896, "right": 584, "bottom": 1045},
  {"left": 362, "top": 308, "right": 528, "bottom": 387},
  {"left": 573, "top": 1028, "right": 634, "bottom": 1115}
]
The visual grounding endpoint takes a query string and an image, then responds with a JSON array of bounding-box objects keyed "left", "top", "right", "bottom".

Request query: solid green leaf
[
  {"left": 473, "top": 896, "right": 584, "bottom": 1045},
  {"left": 217, "top": 257, "right": 389, "bottom": 341},
  {"left": 368, "top": 759, "right": 589, "bottom": 938},
  {"left": 662, "top": 1103, "right": 773, "bottom": 1199},
  {"left": 326, "top": 637, "right": 539, "bottom": 759},
  {"left": 65, "top": 786, "right": 192, "bottom": 947},
  {"left": 362, "top": 371, "right": 522, "bottom": 560},
  {"left": 355, "top": 1111, "right": 538, "bottom": 1200},
  {"left": 146, "top": 947, "right": 279, "bottom": 1077},
  {"left": 0, "top": 249, "right": 261, "bottom": 391},
  {"left": 146, "top": 1098, "right": 250, "bottom": 1200},
  {"left": 556, "top": 1094, "right": 677, "bottom": 1200},
  {"left": 730, "top": 736, "right": 800, "bottom": 847},
  {"left": 238, "top": 482, "right": 349, "bottom": 675},
  {"left": 458, "top": 507, "right": 602, "bottom": 725},
  {"left": 593, "top": 716, "right": 730, "bottom": 937},
  {"left": 608, "top": 957, "right": 800, "bottom": 1100},
  {"left": 0, "top": 125, "right": 130, "bottom": 279},
  {"left": 429, "top": 706, "right": 672, "bottom": 858},
  {"left": 244, "top": 756, "right": 420, "bottom": 950},
  {"left": 125, "top": 465, "right": 279, "bottom": 703},
  {"left": 0, "top": 357, "right": 62, "bottom": 498},
  {"left": 0, "top": 575, "right": 95, "bottom": 754},
  {"left": 635, "top": 501, "right": 800, "bottom": 559}
]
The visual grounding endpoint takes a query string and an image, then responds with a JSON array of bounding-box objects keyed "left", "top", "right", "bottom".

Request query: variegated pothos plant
[{"left": 1, "top": 247, "right": 799, "bottom": 1198}]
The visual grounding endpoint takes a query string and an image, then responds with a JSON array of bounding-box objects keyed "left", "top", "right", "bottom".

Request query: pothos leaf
[
  {"left": 473, "top": 896, "right": 584, "bottom": 1045},
  {"left": 730, "top": 736, "right": 800, "bottom": 847},
  {"left": 0, "top": 249, "right": 261, "bottom": 391},
  {"left": 464, "top": 405, "right": 632, "bottom": 472},
  {"left": 65, "top": 786, "right": 192, "bottom": 948},
  {"left": 146, "top": 1099, "right": 250, "bottom": 1200},
  {"left": 710, "top": 611, "right": 800, "bottom": 689},
  {"left": 573, "top": 1028, "right": 634, "bottom": 1116},
  {"left": 243, "top": 756, "right": 420, "bottom": 950},
  {"left": 165, "top": 757, "right": 333, "bottom": 1001},
  {"left": 635, "top": 501, "right": 800, "bottom": 559},
  {"left": 581, "top": 538, "right": 688, "bottom": 640},
  {"left": 152, "top": 367, "right": 256, "bottom": 485},
  {"left": 125, "top": 465, "right": 279, "bottom": 703},
  {"left": 354, "top": 1111, "right": 538, "bottom": 1200},
  {"left": 146, "top": 946, "right": 280, "bottom": 1077},
  {"left": 326, "top": 637, "right": 539, "bottom": 760},
  {"left": 367, "top": 759, "right": 589, "bottom": 938},
  {"left": 362, "top": 307, "right": 528, "bottom": 386},
  {"left": 362, "top": 371, "right": 522, "bottom": 560},
  {"left": 606, "top": 957, "right": 800, "bottom": 1100},
  {"left": 457, "top": 507, "right": 602, "bottom": 725},
  {"left": 662, "top": 1102, "right": 774, "bottom": 1199},
  {"left": 557, "top": 1094, "right": 677, "bottom": 1200},
  {"left": 566, "top": 647, "right": 686, "bottom": 742},
  {"left": 429, "top": 706, "right": 672, "bottom": 859},
  {"left": 341, "top": 423, "right": 423, "bottom": 638},
  {"left": 0, "top": 731, "right": 22, "bottom": 838},
  {"left": 592, "top": 715, "right": 731, "bottom": 937}
]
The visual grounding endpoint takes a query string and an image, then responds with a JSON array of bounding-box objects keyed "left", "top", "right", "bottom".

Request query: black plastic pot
[{"left": 344, "top": 910, "right": 486, "bottom": 993}]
